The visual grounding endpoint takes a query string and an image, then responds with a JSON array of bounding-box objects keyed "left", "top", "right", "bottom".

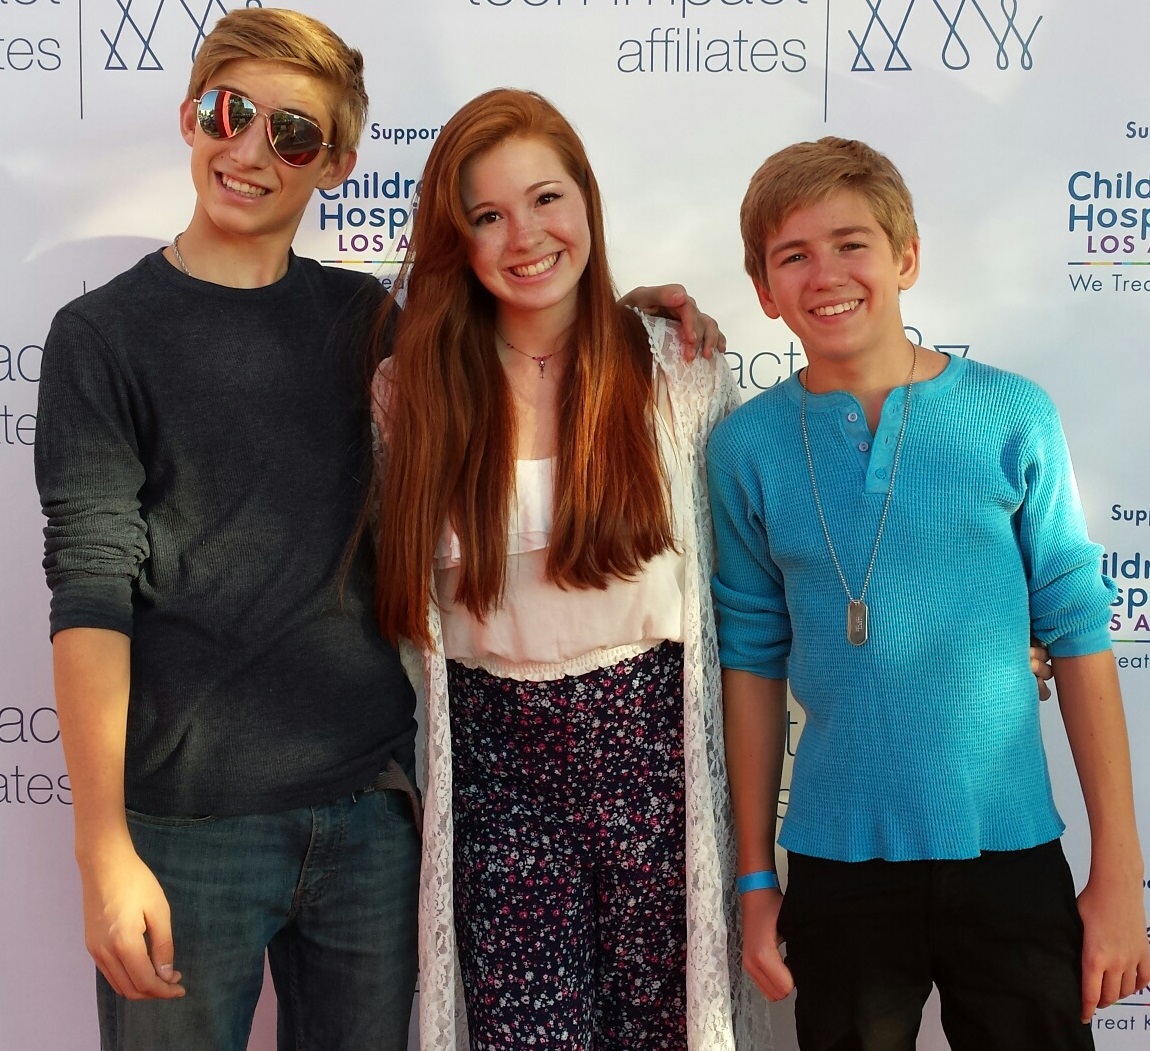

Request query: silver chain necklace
[
  {"left": 171, "top": 232, "right": 192, "bottom": 277},
  {"left": 799, "top": 345, "right": 917, "bottom": 646}
]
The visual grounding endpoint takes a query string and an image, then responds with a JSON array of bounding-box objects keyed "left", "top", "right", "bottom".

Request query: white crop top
[{"left": 435, "top": 395, "right": 687, "bottom": 680}]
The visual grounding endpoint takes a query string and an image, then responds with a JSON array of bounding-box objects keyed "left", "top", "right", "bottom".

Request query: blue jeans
[{"left": 97, "top": 773, "right": 420, "bottom": 1051}]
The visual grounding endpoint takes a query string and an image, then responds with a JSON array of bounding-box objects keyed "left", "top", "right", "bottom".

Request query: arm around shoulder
[{"left": 619, "top": 283, "right": 724, "bottom": 359}]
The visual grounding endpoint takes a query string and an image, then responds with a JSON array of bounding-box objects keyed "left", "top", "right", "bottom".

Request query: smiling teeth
[
  {"left": 222, "top": 175, "right": 267, "bottom": 197},
  {"left": 510, "top": 253, "right": 558, "bottom": 278},
  {"left": 813, "top": 300, "right": 860, "bottom": 316}
]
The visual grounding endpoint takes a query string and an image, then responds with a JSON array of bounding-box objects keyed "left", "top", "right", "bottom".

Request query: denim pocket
[
  {"left": 375, "top": 788, "right": 418, "bottom": 828},
  {"left": 125, "top": 808, "right": 217, "bottom": 828}
]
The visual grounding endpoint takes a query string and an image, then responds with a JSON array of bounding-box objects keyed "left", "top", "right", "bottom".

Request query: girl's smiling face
[{"left": 461, "top": 135, "right": 591, "bottom": 330}]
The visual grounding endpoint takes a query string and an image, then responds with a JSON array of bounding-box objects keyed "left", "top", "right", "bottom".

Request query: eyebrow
[
  {"left": 465, "top": 179, "right": 564, "bottom": 216},
  {"left": 212, "top": 84, "right": 324, "bottom": 127},
  {"left": 769, "top": 224, "right": 877, "bottom": 259}
]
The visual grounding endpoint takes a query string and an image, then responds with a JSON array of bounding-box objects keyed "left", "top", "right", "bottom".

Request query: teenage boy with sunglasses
[{"left": 34, "top": 9, "right": 718, "bottom": 1050}]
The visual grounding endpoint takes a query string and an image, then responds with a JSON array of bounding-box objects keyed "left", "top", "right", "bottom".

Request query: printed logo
[
  {"left": 1064, "top": 168, "right": 1150, "bottom": 285},
  {"left": 848, "top": 0, "right": 1041, "bottom": 73},
  {"left": 727, "top": 325, "right": 969, "bottom": 393},
  {"left": 1104, "top": 547, "right": 1150, "bottom": 641},
  {"left": 100, "top": 0, "right": 261, "bottom": 72}
]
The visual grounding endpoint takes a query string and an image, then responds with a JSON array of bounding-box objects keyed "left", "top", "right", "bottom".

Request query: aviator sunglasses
[{"left": 195, "top": 88, "right": 334, "bottom": 167}]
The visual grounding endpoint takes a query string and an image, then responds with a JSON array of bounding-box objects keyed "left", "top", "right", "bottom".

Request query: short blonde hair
[
  {"left": 740, "top": 137, "right": 917, "bottom": 289},
  {"left": 187, "top": 8, "right": 367, "bottom": 158}
]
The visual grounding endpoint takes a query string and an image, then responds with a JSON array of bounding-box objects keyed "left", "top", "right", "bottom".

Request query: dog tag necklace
[{"left": 799, "top": 346, "right": 917, "bottom": 646}]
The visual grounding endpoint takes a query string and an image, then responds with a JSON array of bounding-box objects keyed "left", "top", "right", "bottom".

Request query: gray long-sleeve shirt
[{"left": 36, "top": 250, "right": 415, "bottom": 816}]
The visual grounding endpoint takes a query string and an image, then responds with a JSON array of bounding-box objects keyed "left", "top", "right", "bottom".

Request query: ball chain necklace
[
  {"left": 799, "top": 344, "right": 917, "bottom": 646},
  {"left": 498, "top": 332, "right": 557, "bottom": 379},
  {"left": 171, "top": 232, "right": 192, "bottom": 277}
]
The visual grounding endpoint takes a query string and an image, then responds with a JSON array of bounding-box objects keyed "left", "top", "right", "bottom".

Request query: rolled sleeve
[
  {"left": 706, "top": 423, "right": 791, "bottom": 678},
  {"left": 1016, "top": 399, "right": 1115, "bottom": 657},
  {"left": 35, "top": 308, "right": 149, "bottom": 638}
]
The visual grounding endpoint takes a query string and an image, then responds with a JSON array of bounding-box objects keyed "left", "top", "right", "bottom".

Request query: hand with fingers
[
  {"left": 618, "top": 284, "right": 726, "bottom": 361},
  {"left": 741, "top": 887, "right": 795, "bottom": 1002},
  {"left": 1076, "top": 877, "right": 1150, "bottom": 1022},
  {"left": 1030, "top": 639, "right": 1053, "bottom": 701},
  {"left": 81, "top": 845, "right": 185, "bottom": 1001}
]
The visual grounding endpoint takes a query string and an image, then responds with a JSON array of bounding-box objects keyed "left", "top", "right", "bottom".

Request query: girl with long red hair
[{"left": 371, "top": 89, "right": 770, "bottom": 1051}]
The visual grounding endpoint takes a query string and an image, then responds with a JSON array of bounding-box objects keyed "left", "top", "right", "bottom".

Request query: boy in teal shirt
[{"left": 708, "top": 136, "right": 1148, "bottom": 1049}]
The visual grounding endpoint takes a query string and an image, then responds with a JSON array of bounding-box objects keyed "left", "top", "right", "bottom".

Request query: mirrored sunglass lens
[
  {"left": 268, "top": 111, "right": 324, "bottom": 166},
  {"left": 197, "top": 89, "right": 256, "bottom": 140}
]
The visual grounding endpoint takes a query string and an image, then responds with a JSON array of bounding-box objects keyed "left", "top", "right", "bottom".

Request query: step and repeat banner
[{"left": 1, "top": 1, "right": 1147, "bottom": 1048}]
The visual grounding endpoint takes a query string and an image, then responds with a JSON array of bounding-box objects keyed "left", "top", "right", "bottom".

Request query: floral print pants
[{"left": 448, "top": 641, "right": 688, "bottom": 1050}]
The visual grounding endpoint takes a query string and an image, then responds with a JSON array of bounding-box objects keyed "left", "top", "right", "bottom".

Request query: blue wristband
[{"left": 736, "top": 870, "right": 779, "bottom": 894}]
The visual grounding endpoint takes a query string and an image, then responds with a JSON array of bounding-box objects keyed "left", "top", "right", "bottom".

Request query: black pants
[{"left": 777, "top": 839, "right": 1094, "bottom": 1051}]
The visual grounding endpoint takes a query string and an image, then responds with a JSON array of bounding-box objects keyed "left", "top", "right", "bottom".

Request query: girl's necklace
[{"left": 498, "top": 332, "right": 557, "bottom": 379}]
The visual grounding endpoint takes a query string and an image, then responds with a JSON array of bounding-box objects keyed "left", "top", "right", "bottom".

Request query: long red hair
[{"left": 372, "top": 89, "right": 672, "bottom": 648}]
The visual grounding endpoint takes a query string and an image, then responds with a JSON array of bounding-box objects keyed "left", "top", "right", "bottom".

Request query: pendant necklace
[
  {"left": 171, "top": 232, "right": 192, "bottom": 277},
  {"left": 498, "top": 332, "right": 556, "bottom": 379},
  {"left": 799, "top": 344, "right": 917, "bottom": 646}
]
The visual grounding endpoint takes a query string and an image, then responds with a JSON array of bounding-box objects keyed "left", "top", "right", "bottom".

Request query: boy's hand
[
  {"left": 80, "top": 844, "right": 185, "bottom": 1001},
  {"left": 618, "top": 284, "right": 726, "bottom": 360},
  {"left": 1076, "top": 874, "right": 1150, "bottom": 1021},
  {"left": 741, "top": 888, "right": 795, "bottom": 1001},
  {"left": 1029, "top": 640, "right": 1053, "bottom": 701}
]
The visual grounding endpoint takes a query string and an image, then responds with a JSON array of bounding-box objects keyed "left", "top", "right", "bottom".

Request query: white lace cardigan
[{"left": 382, "top": 315, "right": 773, "bottom": 1050}]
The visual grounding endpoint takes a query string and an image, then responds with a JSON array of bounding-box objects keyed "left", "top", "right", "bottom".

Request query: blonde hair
[
  {"left": 741, "top": 136, "right": 917, "bottom": 289},
  {"left": 187, "top": 7, "right": 367, "bottom": 157}
]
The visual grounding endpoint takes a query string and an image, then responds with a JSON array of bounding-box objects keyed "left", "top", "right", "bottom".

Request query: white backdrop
[{"left": 1, "top": 1, "right": 1148, "bottom": 1048}]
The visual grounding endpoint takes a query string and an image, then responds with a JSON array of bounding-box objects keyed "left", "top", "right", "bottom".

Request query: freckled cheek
[
  {"left": 468, "top": 232, "right": 505, "bottom": 278},
  {"left": 467, "top": 247, "right": 507, "bottom": 297},
  {"left": 465, "top": 242, "right": 488, "bottom": 281}
]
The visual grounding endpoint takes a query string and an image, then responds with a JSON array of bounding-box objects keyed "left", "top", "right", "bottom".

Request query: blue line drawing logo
[
  {"left": 101, "top": 0, "right": 262, "bottom": 72},
  {"left": 849, "top": 0, "right": 1041, "bottom": 73}
]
